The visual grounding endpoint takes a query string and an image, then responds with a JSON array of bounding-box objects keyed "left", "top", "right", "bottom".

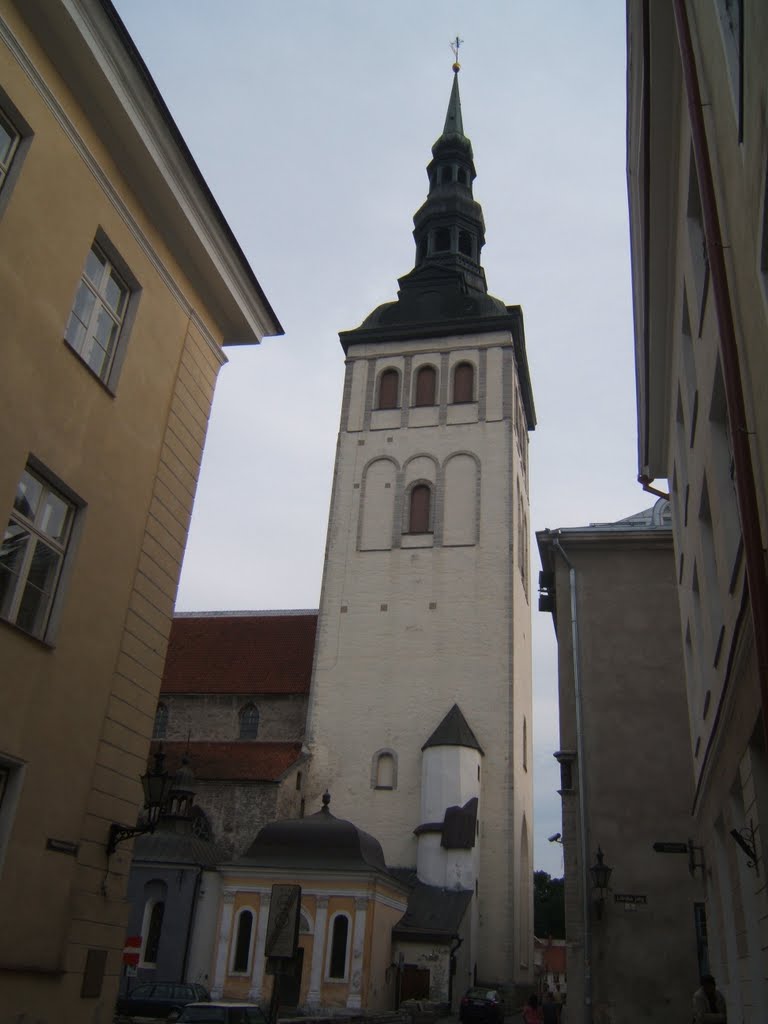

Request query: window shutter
[
  {"left": 378, "top": 369, "right": 399, "bottom": 409},
  {"left": 415, "top": 366, "right": 436, "bottom": 406},
  {"left": 409, "top": 485, "right": 431, "bottom": 533},
  {"left": 453, "top": 362, "right": 474, "bottom": 403}
]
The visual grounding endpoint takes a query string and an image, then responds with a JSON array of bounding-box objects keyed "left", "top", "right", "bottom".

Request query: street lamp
[
  {"left": 106, "top": 748, "right": 174, "bottom": 856},
  {"left": 589, "top": 846, "right": 612, "bottom": 919}
]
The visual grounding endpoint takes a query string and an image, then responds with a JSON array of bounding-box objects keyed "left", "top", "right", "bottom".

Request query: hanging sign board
[
  {"left": 264, "top": 884, "right": 301, "bottom": 959},
  {"left": 123, "top": 936, "right": 141, "bottom": 967}
]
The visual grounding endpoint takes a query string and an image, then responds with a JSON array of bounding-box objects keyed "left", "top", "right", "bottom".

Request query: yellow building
[
  {"left": 213, "top": 795, "right": 409, "bottom": 1013},
  {"left": 0, "top": 1, "right": 281, "bottom": 1020}
]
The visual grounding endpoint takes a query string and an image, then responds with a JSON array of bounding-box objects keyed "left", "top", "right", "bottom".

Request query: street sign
[
  {"left": 265, "top": 884, "right": 301, "bottom": 959},
  {"left": 614, "top": 893, "right": 647, "bottom": 904},
  {"left": 123, "top": 936, "right": 141, "bottom": 967},
  {"left": 652, "top": 841, "right": 689, "bottom": 853}
]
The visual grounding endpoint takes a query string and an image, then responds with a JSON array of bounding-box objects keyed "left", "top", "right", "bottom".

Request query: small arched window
[
  {"left": 144, "top": 901, "right": 165, "bottom": 965},
  {"left": 408, "top": 484, "right": 432, "bottom": 534},
  {"left": 152, "top": 703, "right": 168, "bottom": 739},
  {"left": 439, "top": 165, "right": 453, "bottom": 184},
  {"left": 457, "top": 167, "right": 469, "bottom": 186},
  {"left": 377, "top": 369, "right": 399, "bottom": 410},
  {"left": 434, "top": 228, "right": 451, "bottom": 252},
  {"left": 453, "top": 362, "right": 474, "bottom": 403},
  {"left": 458, "top": 230, "right": 473, "bottom": 257},
  {"left": 231, "top": 909, "right": 254, "bottom": 974},
  {"left": 239, "top": 703, "right": 259, "bottom": 740},
  {"left": 375, "top": 752, "right": 396, "bottom": 789},
  {"left": 414, "top": 365, "right": 437, "bottom": 407},
  {"left": 328, "top": 914, "right": 350, "bottom": 979}
]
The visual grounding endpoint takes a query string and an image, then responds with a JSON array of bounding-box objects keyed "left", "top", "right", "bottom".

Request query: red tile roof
[
  {"left": 153, "top": 741, "right": 303, "bottom": 782},
  {"left": 160, "top": 612, "right": 318, "bottom": 695}
]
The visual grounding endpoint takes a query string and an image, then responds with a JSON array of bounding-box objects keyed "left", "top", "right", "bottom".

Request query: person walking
[
  {"left": 522, "top": 994, "right": 544, "bottom": 1024},
  {"left": 693, "top": 975, "right": 727, "bottom": 1023},
  {"left": 541, "top": 990, "right": 559, "bottom": 1024}
]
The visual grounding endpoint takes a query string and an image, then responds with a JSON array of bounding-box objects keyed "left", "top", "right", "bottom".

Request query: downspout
[
  {"left": 671, "top": 0, "right": 768, "bottom": 752},
  {"left": 552, "top": 537, "right": 592, "bottom": 1024}
]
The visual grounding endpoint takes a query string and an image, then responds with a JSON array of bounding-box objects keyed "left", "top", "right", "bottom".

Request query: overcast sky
[{"left": 114, "top": 0, "right": 644, "bottom": 878}]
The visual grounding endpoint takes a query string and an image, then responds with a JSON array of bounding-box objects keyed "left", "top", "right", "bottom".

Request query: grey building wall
[
  {"left": 539, "top": 517, "right": 703, "bottom": 1024},
  {"left": 159, "top": 694, "right": 308, "bottom": 744}
]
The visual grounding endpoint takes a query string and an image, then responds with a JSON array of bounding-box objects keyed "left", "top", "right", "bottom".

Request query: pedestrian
[
  {"left": 693, "top": 974, "right": 727, "bottom": 1023},
  {"left": 522, "top": 993, "right": 543, "bottom": 1024},
  {"left": 541, "top": 990, "right": 559, "bottom": 1024}
]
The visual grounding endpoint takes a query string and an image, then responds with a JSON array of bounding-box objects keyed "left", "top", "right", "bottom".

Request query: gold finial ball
[{"left": 452, "top": 62, "right": 461, "bottom": 73}]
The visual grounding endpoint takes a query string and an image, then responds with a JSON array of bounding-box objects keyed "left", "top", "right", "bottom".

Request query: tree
[{"left": 533, "top": 870, "right": 565, "bottom": 939}]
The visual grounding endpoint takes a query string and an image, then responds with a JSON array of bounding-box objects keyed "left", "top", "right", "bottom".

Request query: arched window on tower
[
  {"left": 434, "top": 228, "right": 451, "bottom": 252},
  {"left": 152, "top": 703, "right": 168, "bottom": 739},
  {"left": 408, "top": 484, "right": 432, "bottom": 534},
  {"left": 457, "top": 167, "right": 469, "bottom": 186},
  {"left": 414, "top": 365, "right": 437, "bottom": 407},
  {"left": 377, "top": 369, "right": 400, "bottom": 410},
  {"left": 439, "top": 165, "right": 453, "bottom": 184},
  {"left": 458, "top": 230, "right": 473, "bottom": 257},
  {"left": 417, "top": 239, "right": 428, "bottom": 264},
  {"left": 453, "top": 362, "right": 475, "bottom": 403},
  {"left": 373, "top": 751, "right": 397, "bottom": 789},
  {"left": 239, "top": 703, "right": 259, "bottom": 740}
]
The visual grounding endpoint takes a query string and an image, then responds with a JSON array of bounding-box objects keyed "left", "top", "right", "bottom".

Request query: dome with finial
[{"left": 239, "top": 792, "right": 388, "bottom": 873}]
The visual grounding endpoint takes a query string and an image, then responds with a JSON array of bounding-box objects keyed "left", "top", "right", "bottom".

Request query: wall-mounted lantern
[
  {"left": 106, "top": 749, "right": 174, "bottom": 856},
  {"left": 589, "top": 846, "right": 613, "bottom": 918}
]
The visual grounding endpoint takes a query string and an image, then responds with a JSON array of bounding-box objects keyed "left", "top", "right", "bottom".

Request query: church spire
[{"left": 340, "top": 53, "right": 518, "bottom": 348}]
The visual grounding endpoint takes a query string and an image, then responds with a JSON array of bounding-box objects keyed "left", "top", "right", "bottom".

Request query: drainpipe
[
  {"left": 552, "top": 536, "right": 592, "bottom": 1024},
  {"left": 671, "top": 0, "right": 768, "bottom": 752}
]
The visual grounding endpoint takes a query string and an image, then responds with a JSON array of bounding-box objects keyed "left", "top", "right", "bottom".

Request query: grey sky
[{"left": 114, "top": 0, "right": 644, "bottom": 878}]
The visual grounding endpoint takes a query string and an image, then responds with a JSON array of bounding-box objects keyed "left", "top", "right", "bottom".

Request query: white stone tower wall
[{"left": 306, "top": 329, "right": 533, "bottom": 985}]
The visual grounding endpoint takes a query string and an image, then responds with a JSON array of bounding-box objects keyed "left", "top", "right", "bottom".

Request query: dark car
[
  {"left": 115, "top": 981, "right": 210, "bottom": 1020},
  {"left": 459, "top": 987, "right": 505, "bottom": 1024},
  {"left": 178, "top": 1004, "right": 267, "bottom": 1024}
]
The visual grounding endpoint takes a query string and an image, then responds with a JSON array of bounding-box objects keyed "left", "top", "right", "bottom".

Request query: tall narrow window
[
  {"left": 144, "top": 901, "right": 165, "bottom": 965},
  {"left": 0, "top": 107, "right": 20, "bottom": 194},
  {"left": 65, "top": 241, "right": 130, "bottom": 383},
  {"left": 377, "top": 369, "right": 399, "bottom": 410},
  {"left": 453, "top": 362, "right": 474, "bottom": 403},
  {"left": 328, "top": 915, "right": 349, "bottom": 979},
  {"left": 152, "top": 703, "right": 169, "bottom": 740},
  {"left": 374, "top": 751, "right": 396, "bottom": 789},
  {"left": 414, "top": 366, "right": 437, "bottom": 406},
  {"left": 0, "top": 466, "right": 76, "bottom": 639},
  {"left": 408, "top": 485, "right": 432, "bottom": 534},
  {"left": 231, "top": 910, "right": 254, "bottom": 973},
  {"left": 239, "top": 703, "right": 259, "bottom": 739}
]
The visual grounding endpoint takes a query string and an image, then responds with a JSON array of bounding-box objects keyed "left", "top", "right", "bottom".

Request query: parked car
[
  {"left": 178, "top": 1003, "right": 267, "bottom": 1024},
  {"left": 115, "top": 981, "right": 210, "bottom": 1020},
  {"left": 459, "top": 987, "right": 505, "bottom": 1024}
]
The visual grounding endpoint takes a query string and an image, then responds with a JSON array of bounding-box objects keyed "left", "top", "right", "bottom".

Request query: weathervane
[{"left": 450, "top": 35, "right": 463, "bottom": 73}]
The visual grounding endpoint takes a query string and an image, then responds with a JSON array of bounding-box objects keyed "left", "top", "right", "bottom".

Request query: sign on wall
[{"left": 265, "top": 884, "right": 301, "bottom": 959}]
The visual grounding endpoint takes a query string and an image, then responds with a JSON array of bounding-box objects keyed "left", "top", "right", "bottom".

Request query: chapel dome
[{"left": 240, "top": 792, "right": 387, "bottom": 873}]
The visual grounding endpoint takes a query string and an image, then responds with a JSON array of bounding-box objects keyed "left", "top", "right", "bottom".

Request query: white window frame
[
  {"left": 65, "top": 239, "right": 132, "bottom": 386},
  {"left": 1, "top": 465, "right": 77, "bottom": 641},
  {"left": 228, "top": 906, "right": 256, "bottom": 976},
  {"left": 325, "top": 911, "right": 351, "bottom": 982}
]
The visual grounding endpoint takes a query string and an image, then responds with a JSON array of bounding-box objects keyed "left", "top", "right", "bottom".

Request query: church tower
[{"left": 306, "top": 63, "right": 535, "bottom": 988}]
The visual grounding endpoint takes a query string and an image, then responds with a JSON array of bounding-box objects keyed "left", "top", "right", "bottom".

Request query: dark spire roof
[
  {"left": 422, "top": 704, "right": 484, "bottom": 754},
  {"left": 339, "top": 69, "right": 529, "bottom": 366},
  {"left": 440, "top": 70, "right": 466, "bottom": 142}
]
